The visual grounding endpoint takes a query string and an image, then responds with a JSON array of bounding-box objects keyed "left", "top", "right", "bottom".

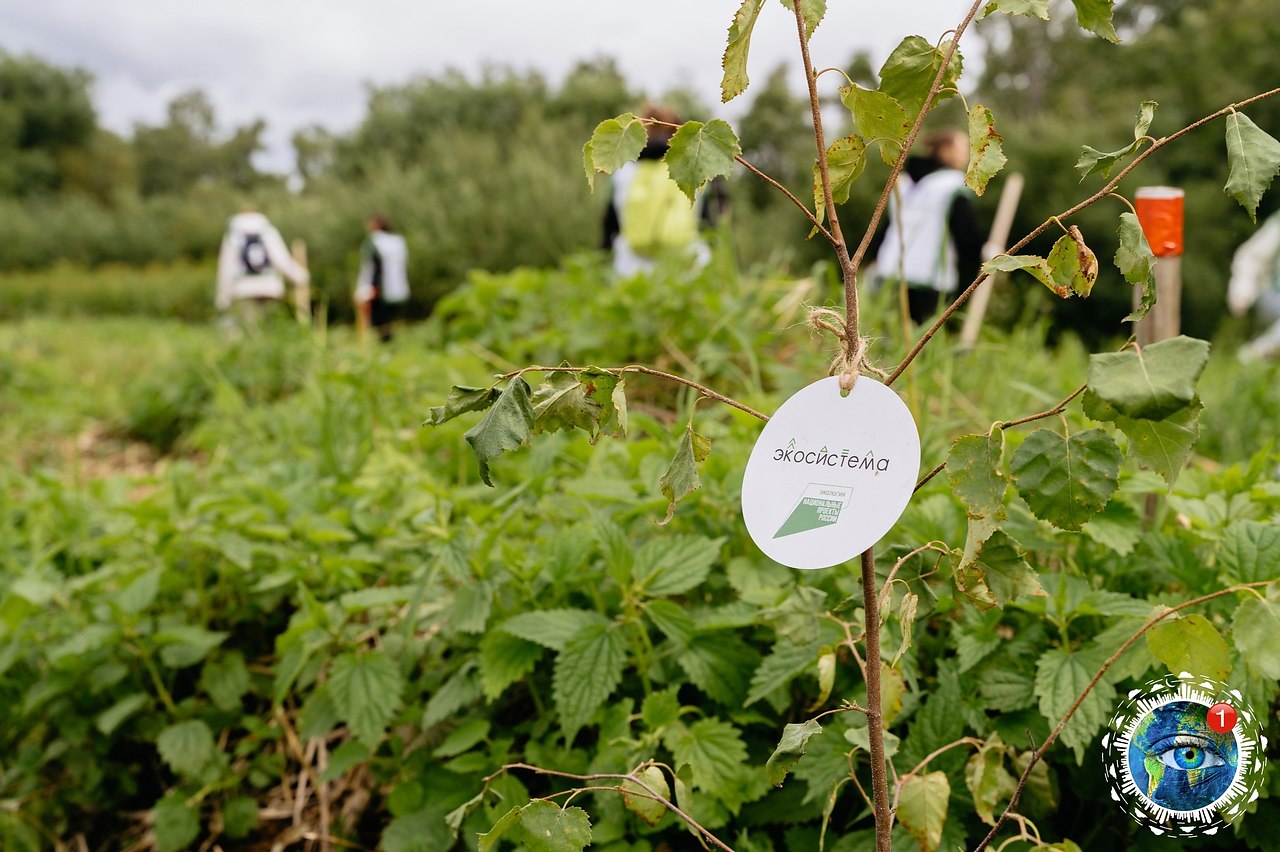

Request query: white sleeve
[
  {"left": 263, "top": 226, "right": 309, "bottom": 284},
  {"left": 215, "top": 231, "right": 238, "bottom": 310},
  {"left": 1228, "top": 216, "right": 1280, "bottom": 315}
]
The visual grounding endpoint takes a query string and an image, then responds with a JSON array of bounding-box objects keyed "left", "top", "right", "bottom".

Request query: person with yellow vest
[{"left": 601, "top": 105, "right": 728, "bottom": 278}]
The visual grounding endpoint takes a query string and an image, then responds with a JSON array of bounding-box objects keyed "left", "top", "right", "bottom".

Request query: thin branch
[
  {"left": 888, "top": 86, "right": 1280, "bottom": 385},
  {"left": 878, "top": 541, "right": 951, "bottom": 611},
  {"left": 735, "top": 152, "right": 835, "bottom": 243},
  {"left": 914, "top": 461, "right": 947, "bottom": 493},
  {"left": 998, "top": 384, "right": 1087, "bottom": 429},
  {"left": 907, "top": 736, "right": 985, "bottom": 777},
  {"left": 859, "top": 547, "right": 893, "bottom": 852},
  {"left": 792, "top": 1, "right": 845, "bottom": 254},
  {"left": 973, "top": 580, "right": 1278, "bottom": 852},
  {"left": 485, "top": 763, "right": 734, "bottom": 852},
  {"left": 500, "top": 364, "right": 768, "bottom": 422}
]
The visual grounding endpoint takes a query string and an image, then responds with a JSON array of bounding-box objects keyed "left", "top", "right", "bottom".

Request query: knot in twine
[{"left": 808, "top": 307, "right": 883, "bottom": 392}]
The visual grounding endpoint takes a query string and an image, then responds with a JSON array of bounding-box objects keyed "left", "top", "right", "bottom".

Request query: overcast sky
[{"left": 2, "top": 1, "right": 983, "bottom": 173}]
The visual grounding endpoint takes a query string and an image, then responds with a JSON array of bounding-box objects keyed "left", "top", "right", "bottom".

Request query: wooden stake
[
  {"left": 960, "top": 172, "right": 1024, "bottom": 348},
  {"left": 290, "top": 238, "right": 310, "bottom": 326}
]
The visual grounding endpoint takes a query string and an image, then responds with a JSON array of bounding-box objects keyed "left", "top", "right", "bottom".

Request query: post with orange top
[{"left": 1133, "top": 187, "right": 1183, "bottom": 345}]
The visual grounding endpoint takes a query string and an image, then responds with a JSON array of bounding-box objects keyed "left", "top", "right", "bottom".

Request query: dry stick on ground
[
  {"left": 484, "top": 763, "right": 734, "bottom": 852},
  {"left": 972, "top": 580, "right": 1278, "bottom": 852},
  {"left": 887, "top": 86, "right": 1280, "bottom": 386}
]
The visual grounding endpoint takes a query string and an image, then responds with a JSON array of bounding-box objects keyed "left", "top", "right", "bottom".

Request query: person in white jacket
[
  {"left": 1227, "top": 210, "right": 1280, "bottom": 361},
  {"left": 215, "top": 207, "right": 309, "bottom": 329}
]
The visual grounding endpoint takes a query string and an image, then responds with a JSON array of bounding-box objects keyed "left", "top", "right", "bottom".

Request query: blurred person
[
  {"left": 601, "top": 104, "right": 729, "bottom": 277},
  {"left": 1227, "top": 209, "right": 1280, "bottom": 361},
  {"left": 872, "top": 128, "right": 985, "bottom": 324},
  {"left": 215, "top": 205, "right": 309, "bottom": 332},
  {"left": 354, "top": 215, "right": 411, "bottom": 343}
]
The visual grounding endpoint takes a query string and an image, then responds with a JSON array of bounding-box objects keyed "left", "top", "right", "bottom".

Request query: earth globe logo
[{"left": 1102, "top": 673, "right": 1268, "bottom": 837}]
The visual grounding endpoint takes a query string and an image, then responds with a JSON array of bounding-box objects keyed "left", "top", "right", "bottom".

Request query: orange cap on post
[{"left": 1134, "top": 186, "right": 1184, "bottom": 257}]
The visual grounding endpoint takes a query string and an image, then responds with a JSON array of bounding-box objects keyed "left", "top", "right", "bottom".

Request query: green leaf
[
  {"left": 1224, "top": 112, "right": 1280, "bottom": 221},
  {"left": 813, "top": 134, "right": 867, "bottom": 226},
  {"left": 464, "top": 377, "right": 535, "bottom": 487},
  {"left": 1070, "top": 0, "right": 1119, "bottom": 42},
  {"left": 426, "top": 385, "right": 499, "bottom": 426},
  {"left": 157, "top": 719, "right": 216, "bottom": 778},
  {"left": 1114, "top": 400, "right": 1202, "bottom": 487},
  {"left": 947, "top": 430, "right": 1007, "bottom": 519},
  {"left": 980, "top": 669, "right": 1036, "bottom": 712},
  {"left": 519, "top": 801, "right": 592, "bottom": 852},
  {"left": 980, "top": 0, "right": 1049, "bottom": 19},
  {"left": 721, "top": 0, "right": 768, "bottom": 102},
  {"left": 329, "top": 651, "right": 405, "bottom": 747},
  {"left": 969, "top": 530, "right": 1044, "bottom": 606},
  {"left": 434, "top": 719, "right": 490, "bottom": 758},
  {"left": 1146, "top": 614, "right": 1231, "bottom": 681},
  {"left": 200, "top": 651, "right": 250, "bottom": 712},
  {"left": 841, "top": 85, "right": 909, "bottom": 165},
  {"left": 780, "top": 0, "right": 826, "bottom": 40},
  {"left": 155, "top": 624, "right": 228, "bottom": 669},
  {"left": 636, "top": 535, "right": 724, "bottom": 596},
  {"left": 583, "top": 369, "right": 627, "bottom": 443},
  {"left": 500, "top": 609, "right": 610, "bottom": 651},
  {"left": 766, "top": 719, "right": 825, "bottom": 786},
  {"left": 422, "top": 663, "right": 481, "bottom": 729},
  {"left": 667, "top": 717, "right": 749, "bottom": 798},
  {"left": 1087, "top": 336, "right": 1210, "bottom": 419},
  {"left": 583, "top": 114, "right": 646, "bottom": 190},
  {"left": 1010, "top": 428, "right": 1122, "bottom": 530},
  {"left": 896, "top": 771, "right": 949, "bottom": 852},
  {"left": 677, "top": 635, "right": 758, "bottom": 705},
  {"left": 1048, "top": 227, "right": 1098, "bottom": 297},
  {"left": 746, "top": 641, "right": 823, "bottom": 706},
  {"left": 553, "top": 622, "right": 626, "bottom": 739},
  {"left": 222, "top": 797, "right": 259, "bottom": 840},
  {"left": 531, "top": 370, "right": 601, "bottom": 436},
  {"left": 1232, "top": 597, "right": 1280, "bottom": 679},
  {"left": 1075, "top": 141, "right": 1139, "bottom": 181},
  {"left": 644, "top": 599, "right": 696, "bottom": 646},
  {"left": 319, "top": 739, "right": 371, "bottom": 784},
  {"left": 966, "top": 104, "right": 1006, "bottom": 196},
  {"left": 1218, "top": 520, "right": 1280, "bottom": 584},
  {"left": 622, "top": 765, "right": 670, "bottom": 826},
  {"left": 1081, "top": 499, "right": 1144, "bottom": 556},
  {"left": 96, "top": 693, "right": 148, "bottom": 736},
  {"left": 642, "top": 688, "right": 681, "bottom": 730},
  {"left": 844, "top": 723, "right": 901, "bottom": 757},
  {"left": 152, "top": 793, "right": 200, "bottom": 852},
  {"left": 891, "top": 594, "right": 919, "bottom": 668},
  {"left": 1132, "top": 99, "right": 1158, "bottom": 140},
  {"left": 878, "top": 36, "right": 962, "bottom": 122},
  {"left": 478, "top": 805, "right": 523, "bottom": 852},
  {"left": 966, "top": 738, "right": 1016, "bottom": 825},
  {"left": 298, "top": 687, "right": 340, "bottom": 740},
  {"left": 1034, "top": 648, "right": 1113, "bottom": 762},
  {"left": 658, "top": 424, "right": 711, "bottom": 525},
  {"left": 664, "top": 119, "right": 740, "bottom": 201},
  {"left": 1116, "top": 212, "right": 1157, "bottom": 321},
  {"left": 480, "top": 630, "right": 543, "bottom": 700}
]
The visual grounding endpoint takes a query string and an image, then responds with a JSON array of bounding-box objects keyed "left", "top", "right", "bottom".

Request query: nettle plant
[{"left": 430, "top": 1, "right": 1280, "bottom": 850}]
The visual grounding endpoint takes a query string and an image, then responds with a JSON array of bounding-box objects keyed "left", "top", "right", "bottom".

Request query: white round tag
[{"left": 741, "top": 376, "right": 921, "bottom": 570}]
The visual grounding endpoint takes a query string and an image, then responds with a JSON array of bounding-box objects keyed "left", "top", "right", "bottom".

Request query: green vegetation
[{"left": 2, "top": 253, "right": 1278, "bottom": 849}]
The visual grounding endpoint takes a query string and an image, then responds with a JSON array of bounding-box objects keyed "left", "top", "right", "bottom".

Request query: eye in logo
[{"left": 1102, "top": 673, "right": 1268, "bottom": 837}]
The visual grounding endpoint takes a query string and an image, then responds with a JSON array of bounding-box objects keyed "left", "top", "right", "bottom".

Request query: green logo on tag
[{"left": 774, "top": 483, "right": 853, "bottom": 538}]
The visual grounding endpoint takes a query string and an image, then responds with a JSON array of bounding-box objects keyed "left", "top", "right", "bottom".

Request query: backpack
[
  {"left": 240, "top": 232, "right": 272, "bottom": 275},
  {"left": 621, "top": 161, "right": 698, "bottom": 257}
]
